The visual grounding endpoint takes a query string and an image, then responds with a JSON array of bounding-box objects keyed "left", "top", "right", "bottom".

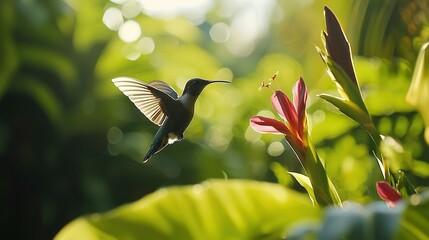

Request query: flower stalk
[{"left": 250, "top": 74, "right": 341, "bottom": 206}]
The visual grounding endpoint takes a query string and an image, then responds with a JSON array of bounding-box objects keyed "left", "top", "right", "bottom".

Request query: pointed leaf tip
[
  {"left": 323, "top": 6, "right": 333, "bottom": 19},
  {"left": 323, "top": 6, "right": 358, "bottom": 86},
  {"left": 323, "top": 5, "right": 330, "bottom": 11}
]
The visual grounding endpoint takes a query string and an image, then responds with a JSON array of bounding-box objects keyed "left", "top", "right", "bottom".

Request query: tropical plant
[{"left": 54, "top": 6, "right": 429, "bottom": 240}]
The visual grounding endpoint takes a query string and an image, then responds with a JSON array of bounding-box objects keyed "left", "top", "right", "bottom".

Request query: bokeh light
[
  {"left": 103, "top": 7, "right": 123, "bottom": 30},
  {"left": 267, "top": 141, "right": 285, "bottom": 156},
  {"left": 118, "top": 20, "right": 141, "bottom": 43},
  {"left": 210, "top": 22, "right": 230, "bottom": 43},
  {"left": 137, "top": 37, "right": 155, "bottom": 55},
  {"left": 121, "top": 1, "right": 141, "bottom": 19}
]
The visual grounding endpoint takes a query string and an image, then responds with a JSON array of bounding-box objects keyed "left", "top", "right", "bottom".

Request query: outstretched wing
[
  {"left": 149, "top": 80, "right": 179, "bottom": 100},
  {"left": 112, "top": 77, "right": 178, "bottom": 126}
]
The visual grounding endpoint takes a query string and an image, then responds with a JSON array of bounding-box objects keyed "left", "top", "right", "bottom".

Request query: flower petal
[
  {"left": 271, "top": 91, "right": 298, "bottom": 130},
  {"left": 250, "top": 116, "right": 292, "bottom": 135},
  {"left": 376, "top": 181, "right": 401, "bottom": 207},
  {"left": 293, "top": 78, "right": 308, "bottom": 116},
  {"left": 293, "top": 78, "right": 308, "bottom": 135}
]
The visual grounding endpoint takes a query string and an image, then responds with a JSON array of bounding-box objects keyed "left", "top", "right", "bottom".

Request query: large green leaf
[{"left": 55, "top": 180, "right": 319, "bottom": 240}]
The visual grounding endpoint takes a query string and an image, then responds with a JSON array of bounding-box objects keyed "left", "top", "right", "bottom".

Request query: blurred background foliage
[{"left": 1, "top": 0, "right": 428, "bottom": 239}]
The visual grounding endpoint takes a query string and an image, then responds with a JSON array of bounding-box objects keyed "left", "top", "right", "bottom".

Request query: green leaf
[
  {"left": 320, "top": 6, "right": 369, "bottom": 118},
  {"left": 288, "top": 171, "right": 316, "bottom": 206},
  {"left": 318, "top": 50, "right": 367, "bottom": 113},
  {"left": 406, "top": 42, "right": 429, "bottom": 144},
  {"left": 303, "top": 139, "right": 342, "bottom": 206},
  {"left": 323, "top": 6, "right": 358, "bottom": 86},
  {"left": 319, "top": 94, "right": 381, "bottom": 144},
  {"left": 55, "top": 180, "right": 319, "bottom": 240},
  {"left": 328, "top": 177, "right": 342, "bottom": 208},
  {"left": 395, "top": 191, "right": 429, "bottom": 239}
]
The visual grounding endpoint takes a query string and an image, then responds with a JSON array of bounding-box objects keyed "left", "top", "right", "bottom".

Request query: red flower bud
[{"left": 376, "top": 181, "right": 401, "bottom": 207}]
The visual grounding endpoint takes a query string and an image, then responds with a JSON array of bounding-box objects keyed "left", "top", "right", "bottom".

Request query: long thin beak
[{"left": 207, "top": 80, "right": 230, "bottom": 84}]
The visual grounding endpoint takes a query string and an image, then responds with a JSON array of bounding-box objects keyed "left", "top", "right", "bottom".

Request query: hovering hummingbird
[{"left": 112, "top": 77, "right": 229, "bottom": 162}]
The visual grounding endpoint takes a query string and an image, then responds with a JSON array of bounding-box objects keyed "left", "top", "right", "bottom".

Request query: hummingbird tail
[
  {"left": 143, "top": 137, "right": 169, "bottom": 163},
  {"left": 143, "top": 152, "right": 154, "bottom": 163}
]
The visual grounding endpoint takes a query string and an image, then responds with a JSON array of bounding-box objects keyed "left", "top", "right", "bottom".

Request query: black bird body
[
  {"left": 112, "top": 77, "right": 228, "bottom": 162},
  {"left": 145, "top": 96, "right": 194, "bottom": 159}
]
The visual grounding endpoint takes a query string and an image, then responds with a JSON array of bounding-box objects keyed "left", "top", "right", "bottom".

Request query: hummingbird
[{"left": 112, "top": 77, "right": 229, "bottom": 162}]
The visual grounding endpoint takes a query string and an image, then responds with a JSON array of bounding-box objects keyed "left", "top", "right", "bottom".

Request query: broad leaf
[{"left": 55, "top": 180, "right": 319, "bottom": 240}]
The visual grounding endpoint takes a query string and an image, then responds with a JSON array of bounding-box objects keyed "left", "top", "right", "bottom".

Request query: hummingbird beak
[{"left": 206, "top": 80, "right": 230, "bottom": 84}]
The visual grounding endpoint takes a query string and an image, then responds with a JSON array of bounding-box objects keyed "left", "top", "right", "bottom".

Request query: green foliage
[
  {"left": 1, "top": 0, "right": 429, "bottom": 239},
  {"left": 291, "top": 192, "right": 429, "bottom": 239},
  {"left": 396, "top": 191, "right": 429, "bottom": 239},
  {"left": 289, "top": 201, "right": 404, "bottom": 240},
  {"left": 288, "top": 172, "right": 317, "bottom": 205},
  {"left": 302, "top": 136, "right": 342, "bottom": 206},
  {"left": 55, "top": 180, "right": 319, "bottom": 240},
  {"left": 318, "top": 94, "right": 373, "bottom": 136},
  {"left": 55, "top": 180, "right": 429, "bottom": 240},
  {"left": 406, "top": 42, "right": 429, "bottom": 143}
]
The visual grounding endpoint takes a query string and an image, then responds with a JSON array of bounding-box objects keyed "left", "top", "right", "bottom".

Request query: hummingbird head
[{"left": 183, "top": 78, "right": 229, "bottom": 96}]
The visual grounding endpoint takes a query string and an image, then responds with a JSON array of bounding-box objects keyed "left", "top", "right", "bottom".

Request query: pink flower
[
  {"left": 376, "top": 181, "right": 401, "bottom": 207},
  {"left": 250, "top": 78, "right": 308, "bottom": 150}
]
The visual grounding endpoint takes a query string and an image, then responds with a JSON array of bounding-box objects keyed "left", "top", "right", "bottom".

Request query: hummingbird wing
[
  {"left": 112, "top": 77, "right": 178, "bottom": 126},
  {"left": 149, "top": 80, "right": 179, "bottom": 100}
]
